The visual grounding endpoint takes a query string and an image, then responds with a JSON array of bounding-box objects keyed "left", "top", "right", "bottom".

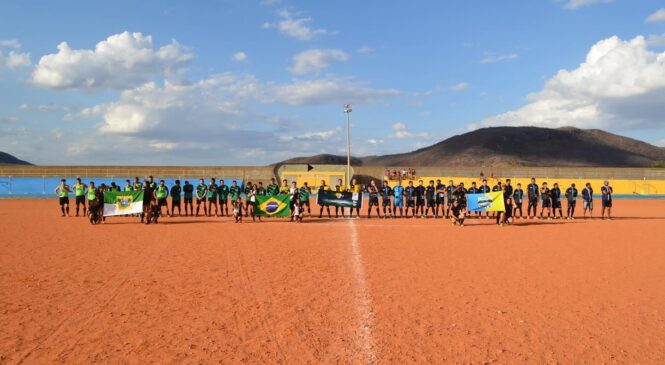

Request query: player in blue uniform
[{"left": 393, "top": 180, "right": 405, "bottom": 218}]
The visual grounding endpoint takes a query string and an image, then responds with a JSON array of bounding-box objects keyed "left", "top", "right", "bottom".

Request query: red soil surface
[{"left": 1, "top": 199, "right": 664, "bottom": 364}]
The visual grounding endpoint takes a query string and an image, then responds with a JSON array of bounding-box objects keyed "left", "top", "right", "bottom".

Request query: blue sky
[{"left": 1, "top": 0, "right": 664, "bottom": 165}]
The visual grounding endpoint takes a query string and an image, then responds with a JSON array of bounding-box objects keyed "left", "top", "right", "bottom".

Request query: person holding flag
[
  {"left": 267, "top": 178, "right": 279, "bottom": 196},
  {"left": 335, "top": 178, "right": 346, "bottom": 218},
  {"left": 318, "top": 180, "right": 332, "bottom": 218},
  {"left": 350, "top": 178, "right": 361, "bottom": 218},
  {"left": 133, "top": 177, "right": 143, "bottom": 191},
  {"left": 299, "top": 182, "right": 312, "bottom": 217}
]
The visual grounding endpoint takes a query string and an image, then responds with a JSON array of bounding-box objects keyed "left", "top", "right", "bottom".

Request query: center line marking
[{"left": 348, "top": 219, "right": 377, "bottom": 364}]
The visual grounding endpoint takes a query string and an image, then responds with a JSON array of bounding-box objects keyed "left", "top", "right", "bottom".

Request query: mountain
[
  {"left": 277, "top": 127, "right": 665, "bottom": 167},
  {"left": 0, "top": 151, "right": 32, "bottom": 165}
]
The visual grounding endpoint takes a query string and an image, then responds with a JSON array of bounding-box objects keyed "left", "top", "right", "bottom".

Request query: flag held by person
[
  {"left": 255, "top": 195, "right": 291, "bottom": 217},
  {"left": 103, "top": 190, "right": 144, "bottom": 216},
  {"left": 467, "top": 191, "right": 505, "bottom": 212}
]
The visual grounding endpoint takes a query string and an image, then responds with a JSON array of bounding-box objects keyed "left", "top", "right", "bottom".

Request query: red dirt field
[{"left": 1, "top": 198, "right": 665, "bottom": 364}]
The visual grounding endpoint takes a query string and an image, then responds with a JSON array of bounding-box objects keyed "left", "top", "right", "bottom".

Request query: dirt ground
[{"left": 1, "top": 198, "right": 664, "bottom": 364}]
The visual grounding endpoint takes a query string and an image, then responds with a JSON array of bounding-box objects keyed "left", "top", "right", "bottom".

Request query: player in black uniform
[
  {"left": 527, "top": 178, "right": 539, "bottom": 219},
  {"left": 435, "top": 179, "right": 445, "bottom": 218},
  {"left": 445, "top": 180, "right": 456, "bottom": 218},
  {"left": 381, "top": 180, "right": 392, "bottom": 218},
  {"left": 565, "top": 183, "right": 578, "bottom": 219},
  {"left": 366, "top": 180, "right": 381, "bottom": 218},
  {"left": 405, "top": 181, "right": 416, "bottom": 218},
  {"left": 551, "top": 182, "right": 563, "bottom": 219},
  {"left": 479, "top": 179, "right": 491, "bottom": 218},
  {"left": 170, "top": 180, "right": 182, "bottom": 216},
  {"left": 458, "top": 183, "right": 468, "bottom": 210},
  {"left": 540, "top": 182, "right": 552, "bottom": 219},
  {"left": 424, "top": 180, "right": 436, "bottom": 218},
  {"left": 512, "top": 183, "right": 524, "bottom": 219},
  {"left": 415, "top": 180, "right": 426, "bottom": 218},
  {"left": 450, "top": 199, "right": 466, "bottom": 226},
  {"left": 183, "top": 180, "right": 194, "bottom": 216}
]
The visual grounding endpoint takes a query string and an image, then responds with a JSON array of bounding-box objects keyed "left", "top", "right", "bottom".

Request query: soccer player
[
  {"left": 267, "top": 178, "right": 279, "bottom": 196},
  {"left": 247, "top": 185, "right": 257, "bottom": 221},
  {"left": 350, "top": 178, "right": 361, "bottom": 218},
  {"left": 183, "top": 180, "right": 194, "bottom": 216},
  {"left": 601, "top": 180, "right": 613, "bottom": 219},
  {"left": 170, "top": 180, "right": 182, "bottom": 217},
  {"left": 367, "top": 180, "right": 381, "bottom": 218},
  {"left": 435, "top": 179, "right": 445, "bottom": 218},
  {"left": 445, "top": 180, "right": 456, "bottom": 218},
  {"left": 381, "top": 180, "right": 392, "bottom": 218},
  {"left": 54, "top": 178, "right": 71, "bottom": 217},
  {"left": 156, "top": 180, "right": 170, "bottom": 217},
  {"left": 147, "top": 175, "right": 156, "bottom": 190},
  {"left": 565, "top": 183, "right": 578, "bottom": 219},
  {"left": 280, "top": 179, "right": 290, "bottom": 195},
  {"left": 141, "top": 180, "right": 155, "bottom": 224},
  {"left": 73, "top": 178, "right": 87, "bottom": 217},
  {"left": 450, "top": 199, "right": 466, "bottom": 226},
  {"left": 289, "top": 181, "right": 298, "bottom": 221},
  {"left": 467, "top": 181, "right": 480, "bottom": 218},
  {"left": 582, "top": 182, "right": 594, "bottom": 219},
  {"left": 218, "top": 179, "right": 230, "bottom": 217},
  {"left": 527, "top": 178, "right": 539, "bottom": 219},
  {"left": 458, "top": 182, "right": 468, "bottom": 210},
  {"left": 109, "top": 182, "right": 120, "bottom": 192},
  {"left": 123, "top": 179, "right": 132, "bottom": 192},
  {"left": 230, "top": 181, "right": 241, "bottom": 210},
  {"left": 551, "top": 183, "right": 563, "bottom": 219},
  {"left": 207, "top": 178, "right": 219, "bottom": 217},
  {"left": 86, "top": 181, "right": 96, "bottom": 214},
  {"left": 195, "top": 178, "right": 207, "bottom": 217},
  {"left": 405, "top": 181, "right": 416, "bottom": 218},
  {"left": 513, "top": 183, "right": 524, "bottom": 219},
  {"left": 424, "top": 180, "right": 436, "bottom": 218},
  {"left": 415, "top": 180, "right": 426, "bottom": 218},
  {"left": 244, "top": 181, "right": 253, "bottom": 217},
  {"left": 478, "top": 179, "right": 491, "bottom": 219},
  {"left": 133, "top": 176, "right": 143, "bottom": 191},
  {"left": 318, "top": 180, "right": 332, "bottom": 218},
  {"left": 540, "top": 182, "right": 552, "bottom": 220},
  {"left": 335, "top": 179, "right": 346, "bottom": 218},
  {"left": 393, "top": 180, "right": 405, "bottom": 218},
  {"left": 257, "top": 182, "right": 266, "bottom": 196},
  {"left": 299, "top": 182, "right": 312, "bottom": 217},
  {"left": 504, "top": 179, "right": 514, "bottom": 197}
]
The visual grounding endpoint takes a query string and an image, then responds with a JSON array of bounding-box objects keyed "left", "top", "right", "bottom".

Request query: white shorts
[{"left": 583, "top": 201, "right": 593, "bottom": 209}]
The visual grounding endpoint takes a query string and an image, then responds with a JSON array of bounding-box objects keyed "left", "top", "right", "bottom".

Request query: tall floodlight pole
[{"left": 344, "top": 104, "right": 353, "bottom": 189}]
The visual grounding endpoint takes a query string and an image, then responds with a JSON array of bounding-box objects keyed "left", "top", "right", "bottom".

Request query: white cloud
[
  {"left": 367, "top": 138, "right": 384, "bottom": 145},
  {"left": 288, "top": 49, "right": 349, "bottom": 74},
  {"left": 149, "top": 141, "right": 178, "bottom": 151},
  {"left": 19, "top": 103, "right": 73, "bottom": 112},
  {"left": 564, "top": 0, "right": 613, "bottom": 10},
  {"left": 356, "top": 46, "right": 374, "bottom": 54},
  {"left": 0, "top": 39, "right": 21, "bottom": 48},
  {"left": 480, "top": 53, "right": 518, "bottom": 64},
  {"left": 655, "top": 139, "right": 665, "bottom": 147},
  {"left": 1, "top": 117, "right": 20, "bottom": 124},
  {"left": 647, "top": 34, "right": 665, "bottom": 47},
  {"left": 31, "top": 31, "right": 193, "bottom": 90},
  {"left": 480, "top": 35, "right": 665, "bottom": 131},
  {"left": 231, "top": 51, "right": 247, "bottom": 62},
  {"left": 391, "top": 122, "right": 429, "bottom": 139},
  {"left": 5, "top": 51, "right": 31, "bottom": 69},
  {"left": 51, "top": 128, "right": 64, "bottom": 139},
  {"left": 278, "top": 128, "right": 340, "bottom": 141},
  {"left": 263, "top": 9, "right": 331, "bottom": 40},
  {"left": 449, "top": 82, "right": 470, "bottom": 92},
  {"left": 268, "top": 78, "right": 401, "bottom": 105},
  {"left": 646, "top": 8, "right": 665, "bottom": 23}
]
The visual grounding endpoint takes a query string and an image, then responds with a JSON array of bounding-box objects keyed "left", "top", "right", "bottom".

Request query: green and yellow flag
[
  {"left": 103, "top": 190, "right": 144, "bottom": 216},
  {"left": 255, "top": 195, "right": 291, "bottom": 217}
]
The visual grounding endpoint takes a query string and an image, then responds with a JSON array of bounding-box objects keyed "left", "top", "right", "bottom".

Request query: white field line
[{"left": 348, "top": 219, "right": 377, "bottom": 364}]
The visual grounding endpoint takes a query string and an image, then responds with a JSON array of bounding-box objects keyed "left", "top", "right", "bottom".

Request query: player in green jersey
[
  {"left": 133, "top": 176, "right": 142, "bottom": 191},
  {"left": 195, "top": 178, "right": 208, "bottom": 217},
  {"left": 267, "top": 178, "right": 279, "bottom": 196},
  {"left": 73, "top": 178, "right": 87, "bottom": 216},
  {"left": 229, "top": 181, "right": 241, "bottom": 208},
  {"left": 218, "top": 179, "right": 230, "bottom": 217},
  {"left": 155, "top": 180, "right": 170, "bottom": 217},
  {"left": 244, "top": 181, "right": 253, "bottom": 217},
  {"left": 299, "top": 182, "right": 312, "bottom": 217},
  {"left": 54, "top": 178, "right": 71, "bottom": 217},
  {"left": 207, "top": 178, "right": 219, "bottom": 217}
]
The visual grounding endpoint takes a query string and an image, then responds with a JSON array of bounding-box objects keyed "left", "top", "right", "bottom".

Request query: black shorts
[
  {"left": 382, "top": 199, "right": 391, "bottom": 207},
  {"left": 542, "top": 200, "right": 551, "bottom": 208},
  {"left": 75, "top": 195, "right": 85, "bottom": 205},
  {"left": 567, "top": 200, "right": 576, "bottom": 207},
  {"left": 553, "top": 201, "right": 562, "bottom": 209},
  {"left": 301, "top": 200, "right": 310, "bottom": 207},
  {"left": 172, "top": 199, "right": 181, "bottom": 207},
  {"left": 528, "top": 198, "right": 538, "bottom": 207},
  {"left": 514, "top": 201, "right": 523, "bottom": 207},
  {"left": 184, "top": 197, "right": 193, "bottom": 204},
  {"left": 416, "top": 198, "right": 425, "bottom": 206},
  {"left": 196, "top": 197, "right": 206, "bottom": 204},
  {"left": 406, "top": 199, "right": 415, "bottom": 207},
  {"left": 427, "top": 199, "right": 436, "bottom": 207},
  {"left": 208, "top": 198, "right": 217, "bottom": 204},
  {"left": 436, "top": 196, "right": 444, "bottom": 205},
  {"left": 219, "top": 197, "right": 227, "bottom": 205},
  {"left": 603, "top": 200, "right": 612, "bottom": 208},
  {"left": 369, "top": 197, "right": 379, "bottom": 206},
  {"left": 248, "top": 201, "right": 255, "bottom": 206},
  {"left": 59, "top": 197, "right": 69, "bottom": 206},
  {"left": 158, "top": 198, "right": 168, "bottom": 207}
]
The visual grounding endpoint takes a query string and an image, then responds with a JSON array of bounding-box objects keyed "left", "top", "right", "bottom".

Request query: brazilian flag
[{"left": 255, "top": 195, "right": 291, "bottom": 217}]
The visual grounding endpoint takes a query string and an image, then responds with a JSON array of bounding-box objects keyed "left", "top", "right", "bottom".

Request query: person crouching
[{"left": 450, "top": 200, "right": 466, "bottom": 226}]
